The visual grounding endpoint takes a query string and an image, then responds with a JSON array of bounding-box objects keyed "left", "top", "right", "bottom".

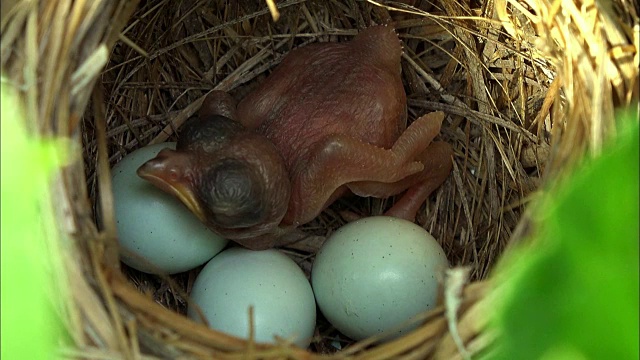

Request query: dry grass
[{"left": 1, "top": 0, "right": 637, "bottom": 358}]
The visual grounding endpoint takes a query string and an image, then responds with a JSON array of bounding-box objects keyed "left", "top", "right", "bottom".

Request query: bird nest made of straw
[{"left": 1, "top": 0, "right": 637, "bottom": 358}]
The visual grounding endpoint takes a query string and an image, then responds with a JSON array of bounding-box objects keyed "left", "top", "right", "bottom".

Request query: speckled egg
[
  {"left": 188, "top": 248, "right": 316, "bottom": 348},
  {"left": 311, "top": 216, "right": 449, "bottom": 341},
  {"left": 109, "top": 142, "right": 228, "bottom": 274}
]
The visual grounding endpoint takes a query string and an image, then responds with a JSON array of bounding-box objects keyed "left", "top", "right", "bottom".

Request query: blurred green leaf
[
  {"left": 486, "top": 109, "right": 639, "bottom": 359},
  {"left": 1, "top": 80, "right": 71, "bottom": 358}
]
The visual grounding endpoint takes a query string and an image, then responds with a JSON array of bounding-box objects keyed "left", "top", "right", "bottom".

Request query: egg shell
[
  {"left": 188, "top": 248, "right": 316, "bottom": 348},
  {"left": 311, "top": 216, "right": 449, "bottom": 341},
  {"left": 110, "top": 142, "right": 228, "bottom": 274}
]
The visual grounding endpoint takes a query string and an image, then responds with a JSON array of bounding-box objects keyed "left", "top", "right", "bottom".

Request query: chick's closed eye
[{"left": 198, "top": 158, "right": 266, "bottom": 229}]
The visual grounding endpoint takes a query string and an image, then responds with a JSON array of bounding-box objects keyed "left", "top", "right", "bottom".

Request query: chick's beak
[{"left": 137, "top": 150, "right": 206, "bottom": 222}]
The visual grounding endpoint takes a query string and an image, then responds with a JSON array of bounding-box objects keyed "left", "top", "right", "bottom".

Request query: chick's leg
[
  {"left": 348, "top": 141, "right": 453, "bottom": 221},
  {"left": 283, "top": 136, "right": 425, "bottom": 227},
  {"left": 283, "top": 112, "right": 449, "bottom": 226}
]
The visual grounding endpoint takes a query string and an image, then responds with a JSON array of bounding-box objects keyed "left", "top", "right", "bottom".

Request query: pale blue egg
[
  {"left": 188, "top": 248, "right": 316, "bottom": 348},
  {"left": 311, "top": 216, "right": 449, "bottom": 341},
  {"left": 110, "top": 142, "right": 228, "bottom": 274}
]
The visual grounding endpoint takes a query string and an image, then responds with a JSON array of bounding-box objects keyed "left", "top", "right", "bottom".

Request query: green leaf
[
  {"left": 486, "top": 109, "right": 639, "bottom": 359},
  {"left": 1, "top": 80, "right": 71, "bottom": 358}
]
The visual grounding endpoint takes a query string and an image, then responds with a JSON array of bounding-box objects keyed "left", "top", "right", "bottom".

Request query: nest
[{"left": 1, "top": 0, "right": 637, "bottom": 358}]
